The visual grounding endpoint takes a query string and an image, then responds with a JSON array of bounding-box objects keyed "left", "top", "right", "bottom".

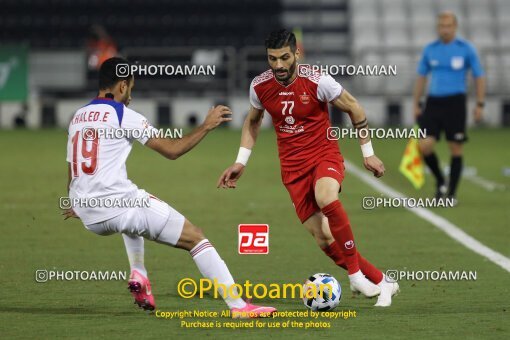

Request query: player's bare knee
[
  {"left": 316, "top": 193, "right": 337, "bottom": 209},
  {"left": 176, "top": 221, "right": 205, "bottom": 251},
  {"left": 315, "top": 178, "right": 340, "bottom": 208}
]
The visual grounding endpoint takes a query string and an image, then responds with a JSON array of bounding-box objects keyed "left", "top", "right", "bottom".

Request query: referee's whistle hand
[{"left": 364, "top": 155, "right": 385, "bottom": 178}]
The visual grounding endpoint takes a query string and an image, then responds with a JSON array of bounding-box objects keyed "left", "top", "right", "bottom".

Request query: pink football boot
[
  {"left": 231, "top": 302, "right": 276, "bottom": 319},
  {"left": 128, "top": 270, "right": 155, "bottom": 311}
]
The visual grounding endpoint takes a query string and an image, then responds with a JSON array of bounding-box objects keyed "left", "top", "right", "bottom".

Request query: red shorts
[{"left": 281, "top": 154, "right": 345, "bottom": 224}]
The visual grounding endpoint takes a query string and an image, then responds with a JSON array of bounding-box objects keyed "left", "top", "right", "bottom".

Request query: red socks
[
  {"left": 322, "top": 241, "right": 383, "bottom": 284},
  {"left": 321, "top": 240, "right": 348, "bottom": 271},
  {"left": 321, "top": 200, "right": 359, "bottom": 274}
]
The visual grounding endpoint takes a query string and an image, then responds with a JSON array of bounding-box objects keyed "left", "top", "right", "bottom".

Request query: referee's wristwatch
[{"left": 477, "top": 101, "right": 485, "bottom": 108}]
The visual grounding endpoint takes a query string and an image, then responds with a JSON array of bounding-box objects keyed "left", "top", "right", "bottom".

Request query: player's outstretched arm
[
  {"left": 146, "top": 105, "right": 232, "bottom": 160},
  {"left": 217, "top": 105, "right": 264, "bottom": 188},
  {"left": 331, "top": 90, "right": 385, "bottom": 178}
]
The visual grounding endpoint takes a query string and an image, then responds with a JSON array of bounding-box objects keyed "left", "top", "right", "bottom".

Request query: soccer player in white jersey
[{"left": 63, "top": 57, "right": 276, "bottom": 317}]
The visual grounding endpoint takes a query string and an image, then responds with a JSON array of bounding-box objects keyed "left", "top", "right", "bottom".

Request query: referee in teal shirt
[{"left": 413, "top": 11, "right": 486, "bottom": 204}]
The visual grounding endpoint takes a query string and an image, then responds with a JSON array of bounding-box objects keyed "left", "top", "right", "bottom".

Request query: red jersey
[{"left": 250, "top": 66, "right": 344, "bottom": 173}]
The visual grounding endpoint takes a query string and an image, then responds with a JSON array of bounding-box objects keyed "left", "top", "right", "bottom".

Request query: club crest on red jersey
[{"left": 300, "top": 92, "right": 310, "bottom": 105}]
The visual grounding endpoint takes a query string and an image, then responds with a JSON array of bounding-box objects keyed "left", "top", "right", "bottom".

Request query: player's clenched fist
[
  {"left": 364, "top": 155, "right": 385, "bottom": 178},
  {"left": 217, "top": 163, "right": 245, "bottom": 188},
  {"left": 203, "top": 105, "right": 233, "bottom": 130}
]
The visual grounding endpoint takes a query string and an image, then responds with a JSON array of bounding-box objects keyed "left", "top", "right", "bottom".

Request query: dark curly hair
[
  {"left": 264, "top": 29, "right": 297, "bottom": 52},
  {"left": 99, "top": 57, "right": 133, "bottom": 90}
]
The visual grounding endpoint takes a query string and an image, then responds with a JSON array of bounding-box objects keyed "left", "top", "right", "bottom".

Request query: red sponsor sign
[{"left": 238, "top": 224, "right": 269, "bottom": 254}]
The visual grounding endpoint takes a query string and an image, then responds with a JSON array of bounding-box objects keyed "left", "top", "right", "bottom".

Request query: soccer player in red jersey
[{"left": 218, "top": 29, "right": 399, "bottom": 306}]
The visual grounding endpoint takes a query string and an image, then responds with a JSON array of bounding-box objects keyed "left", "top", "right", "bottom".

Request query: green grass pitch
[{"left": 0, "top": 127, "right": 509, "bottom": 339}]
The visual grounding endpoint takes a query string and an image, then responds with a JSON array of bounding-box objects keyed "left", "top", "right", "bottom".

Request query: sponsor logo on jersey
[
  {"left": 279, "top": 91, "right": 294, "bottom": 96},
  {"left": 279, "top": 125, "right": 304, "bottom": 134},
  {"left": 285, "top": 116, "right": 295, "bottom": 125}
]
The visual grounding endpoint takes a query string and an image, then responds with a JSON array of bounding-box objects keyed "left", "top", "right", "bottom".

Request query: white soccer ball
[{"left": 302, "top": 273, "right": 341, "bottom": 311}]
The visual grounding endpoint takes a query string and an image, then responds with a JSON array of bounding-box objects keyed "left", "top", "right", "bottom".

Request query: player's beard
[{"left": 273, "top": 59, "right": 297, "bottom": 83}]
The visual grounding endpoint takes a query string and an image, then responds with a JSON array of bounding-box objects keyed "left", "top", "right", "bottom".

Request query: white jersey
[{"left": 66, "top": 97, "right": 158, "bottom": 225}]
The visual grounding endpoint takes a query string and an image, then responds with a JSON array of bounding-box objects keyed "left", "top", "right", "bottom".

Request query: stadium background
[
  {"left": 1, "top": 0, "right": 509, "bottom": 339},
  {"left": 1, "top": 0, "right": 509, "bottom": 129}
]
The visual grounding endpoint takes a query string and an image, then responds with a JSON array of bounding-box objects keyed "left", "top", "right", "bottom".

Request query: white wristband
[
  {"left": 361, "top": 141, "right": 374, "bottom": 158},
  {"left": 235, "top": 147, "right": 252, "bottom": 166}
]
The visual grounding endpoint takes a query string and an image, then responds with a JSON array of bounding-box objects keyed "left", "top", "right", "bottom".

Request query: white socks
[
  {"left": 122, "top": 235, "right": 247, "bottom": 309},
  {"left": 122, "top": 234, "right": 148, "bottom": 277},
  {"left": 190, "top": 239, "right": 247, "bottom": 309},
  {"left": 348, "top": 270, "right": 364, "bottom": 281}
]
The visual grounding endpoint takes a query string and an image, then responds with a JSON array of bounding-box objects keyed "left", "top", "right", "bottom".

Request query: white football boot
[
  {"left": 348, "top": 271, "right": 381, "bottom": 298},
  {"left": 374, "top": 274, "right": 400, "bottom": 307}
]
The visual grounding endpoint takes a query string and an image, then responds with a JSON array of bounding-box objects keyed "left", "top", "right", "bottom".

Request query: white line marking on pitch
[
  {"left": 464, "top": 174, "right": 506, "bottom": 192},
  {"left": 345, "top": 160, "right": 510, "bottom": 273},
  {"left": 440, "top": 165, "right": 507, "bottom": 192}
]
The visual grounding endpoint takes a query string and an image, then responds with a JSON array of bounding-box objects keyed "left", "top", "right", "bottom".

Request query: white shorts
[{"left": 85, "top": 190, "right": 185, "bottom": 246}]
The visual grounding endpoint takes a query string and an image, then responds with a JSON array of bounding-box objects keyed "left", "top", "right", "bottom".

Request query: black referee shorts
[{"left": 418, "top": 94, "right": 467, "bottom": 143}]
